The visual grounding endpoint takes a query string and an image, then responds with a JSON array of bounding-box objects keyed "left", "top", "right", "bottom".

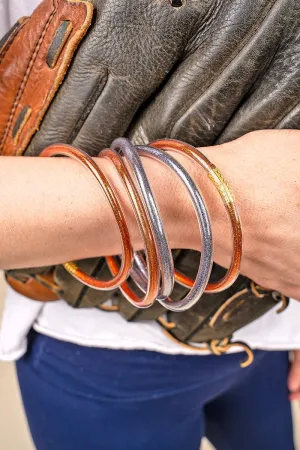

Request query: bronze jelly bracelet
[
  {"left": 134, "top": 144, "right": 213, "bottom": 312},
  {"left": 151, "top": 139, "right": 242, "bottom": 293},
  {"left": 100, "top": 148, "right": 161, "bottom": 308},
  {"left": 40, "top": 144, "right": 133, "bottom": 290},
  {"left": 111, "top": 138, "right": 175, "bottom": 302}
]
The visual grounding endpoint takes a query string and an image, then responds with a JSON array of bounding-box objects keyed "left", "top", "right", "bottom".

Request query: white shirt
[{"left": 1, "top": 0, "right": 300, "bottom": 361}]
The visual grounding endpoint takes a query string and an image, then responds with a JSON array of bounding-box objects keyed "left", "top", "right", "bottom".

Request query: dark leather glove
[
  {"left": 0, "top": 0, "right": 216, "bottom": 156},
  {"left": 3, "top": 0, "right": 299, "bottom": 159},
  {"left": 129, "top": 0, "right": 300, "bottom": 146}
]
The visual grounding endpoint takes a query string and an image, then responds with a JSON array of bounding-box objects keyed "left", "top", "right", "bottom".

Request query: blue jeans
[{"left": 16, "top": 332, "right": 294, "bottom": 450}]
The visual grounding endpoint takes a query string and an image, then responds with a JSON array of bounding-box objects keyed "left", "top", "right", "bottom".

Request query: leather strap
[
  {"left": 6, "top": 271, "right": 60, "bottom": 302},
  {"left": 0, "top": 0, "right": 93, "bottom": 156}
]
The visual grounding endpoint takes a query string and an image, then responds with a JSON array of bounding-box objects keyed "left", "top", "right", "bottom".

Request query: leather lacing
[
  {"left": 6, "top": 270, "right": 289, "bottom": 368},
  {"left": 156, "top": 316, "right": 254, "bottom": 369},
  {"left": 250, "top": 281, "right": 289, "bottom": 314},
  {"left": 156, "top": 282, "right": 289, "bottom": 368}
]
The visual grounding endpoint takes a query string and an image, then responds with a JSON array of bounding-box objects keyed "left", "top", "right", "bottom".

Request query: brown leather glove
[{"left": 0, "top": 0, "right": 93, "bottom": 156}]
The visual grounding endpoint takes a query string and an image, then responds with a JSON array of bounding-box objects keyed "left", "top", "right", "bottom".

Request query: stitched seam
[
  {"left": 0, "top": 2, "right": 57, "bottom": 151},
  {"left": 22, "top": 0, "right": 94, "bottom": 155}
]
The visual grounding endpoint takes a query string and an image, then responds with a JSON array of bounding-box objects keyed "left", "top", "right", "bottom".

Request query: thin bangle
[
  {"left": 111, "top": 138, "right": 174, "bottom": 301},
  {"left": 100, "top": 148, "right": 161, "bottom": 308},
  {"left": 130, "top": 251, "right": 150, "bottom": 292},
  {"left": 136, "top": 145, "right": 213, "bottom": 312},
  {"left": 151, "top": 139, "right": 242, "bottom": 293},
  {"left": 40, "top": 144, "right": 133, "bottom": 290}
]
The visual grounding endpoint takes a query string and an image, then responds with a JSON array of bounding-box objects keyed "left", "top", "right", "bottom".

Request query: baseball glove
[{"left": 1, "top": 0, "right": 297, "bottom": 363}]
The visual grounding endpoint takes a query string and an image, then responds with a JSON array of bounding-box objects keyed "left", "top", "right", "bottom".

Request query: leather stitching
[
  {"left": 0, "top": 0, "right": 57, "bottom": 151},
  {"left": 22, "top": 0, "right": 94, "bottom": 155},
  {"left": 0, "top": 0, "right": 93, "bottom": 155}
]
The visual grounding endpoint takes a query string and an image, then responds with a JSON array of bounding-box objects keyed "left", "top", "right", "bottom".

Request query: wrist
[{"left": 194, "top": 144, "right": 243, "bottom": 266}]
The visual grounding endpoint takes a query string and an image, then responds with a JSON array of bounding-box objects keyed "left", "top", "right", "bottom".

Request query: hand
[
  {"left": 288, "top": 350, "right": 300, "bottom": 401},
  {"left": 193, "top": 130, "right": 300, "bottom": 301}
]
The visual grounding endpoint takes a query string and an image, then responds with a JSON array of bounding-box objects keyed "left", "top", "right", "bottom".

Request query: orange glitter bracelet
[
  {"left": 100, "top": 148, "right": 161, "bottom": 307},
  {"left": 40, "top": 144, "right": 133, "bottom": 290},
  {"left": 151, "top": 139, "right": 242, "bottom": 293}
]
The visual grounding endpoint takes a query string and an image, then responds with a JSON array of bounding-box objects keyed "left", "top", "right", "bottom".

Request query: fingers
[{"left": 130, "top": 0, "right": 289, "bottom": 146}]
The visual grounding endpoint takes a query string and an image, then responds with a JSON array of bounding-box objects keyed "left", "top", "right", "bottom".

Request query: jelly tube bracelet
[
  {"left": 111, "top": 138, "right": 174, "bottom": 302},
  {"left": 151, "top": 139, "right": 243, "bottom": 293},
  {"left": 40, "top": 144, "right": 134, "bottom": 290},
  {"left": 100, "top": 148, "right": 161, "bottom": 308},
  {"left": 135, "top": 145, "right": 213, "bottom": 312}
]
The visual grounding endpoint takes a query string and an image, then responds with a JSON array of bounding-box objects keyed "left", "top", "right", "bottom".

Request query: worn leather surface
[
  {"left": 0, "top": 0, "right": 93, "bottom": 155},
  {"left": 130, "top": 0, "right": 300, "bottom": 146},
  {"left": 21, "top": 0, "right": 300, "bottom": 154},
  {"left": 1, "top": 0, "right": 298, "bottom": 343},
  {"left": 6, "top": 272, "right": 60, "bottom": 302}
]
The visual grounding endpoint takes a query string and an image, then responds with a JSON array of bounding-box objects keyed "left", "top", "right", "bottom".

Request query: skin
[
  {"left": 0, "top": 129, "right": 299, "bottom": 394},
  {"left": 1, "top": 129, "right": 299, "bottom": 298},
  {"left": 289, "top": 350, "right": 300, "bottom": 400}
]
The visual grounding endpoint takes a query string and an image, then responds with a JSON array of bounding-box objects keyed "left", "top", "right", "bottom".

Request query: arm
[
  {"left": 200, "top": 130, "right": 300, "bottom": 301},
  {"left": 0, "top": 130, "right": 299, "bottom": 300},
  {"left": 288, "top": 350, "right": 300, "bottom": 401},
  {"left": 0, "top": 153, "right": 190, "bottom": 269}
]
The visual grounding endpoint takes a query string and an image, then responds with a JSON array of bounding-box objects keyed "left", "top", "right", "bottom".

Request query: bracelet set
[{"left": 40, "top": 138, "right": 242, "bottom": 312}]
